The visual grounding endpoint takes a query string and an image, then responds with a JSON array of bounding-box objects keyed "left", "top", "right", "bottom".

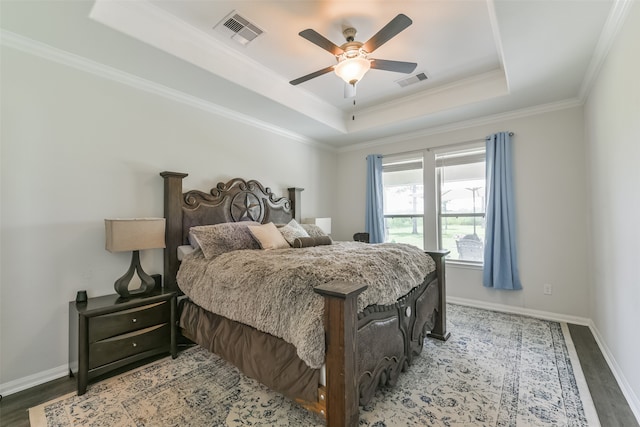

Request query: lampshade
[
  {"left": 334, "top": 56, "right": 371, "bottom": 85},
  {"left": 302, "top": 217, "right": 332, "bottom": 235},
  {"left": 105, "top": 218, "right": 166, "bottom": 252}
]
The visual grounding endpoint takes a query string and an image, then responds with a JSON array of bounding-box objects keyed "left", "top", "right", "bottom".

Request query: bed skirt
[{"left": 180, "top": 300, "right": 321, "bottom": 402}]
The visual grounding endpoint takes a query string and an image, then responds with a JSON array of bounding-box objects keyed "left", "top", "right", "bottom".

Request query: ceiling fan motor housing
[
  {"left": 342, "top": 27, "right": 358, "bottom": 43},
  {"left": 340, "top": 42, "right": 366, "bottom": 59}
]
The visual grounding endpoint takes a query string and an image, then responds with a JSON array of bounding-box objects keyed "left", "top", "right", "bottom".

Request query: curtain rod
[{"left": 374, "top": 132, "right": 514, "bottom": 158}]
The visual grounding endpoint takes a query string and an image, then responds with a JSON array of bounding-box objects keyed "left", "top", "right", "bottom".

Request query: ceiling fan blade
[
  {"left": 289, "top": 65, "right": 335, "bottom": 85},
  {"left": 363, "top": 14, "right": 413, "bottom": 53},
  {"left": 370, "top": 59, "right": 418, "bottom": 74},
  {"left": 299, "top": 29, "right": 343, "bottom": 56}
]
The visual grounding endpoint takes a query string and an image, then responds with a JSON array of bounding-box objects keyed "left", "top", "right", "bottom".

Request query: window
[
  {"left": 436, "top": 148, "right": 486, "bottom": 263},
  {"left": 382, "top": 155, "right": 424, "bottom": 249}
]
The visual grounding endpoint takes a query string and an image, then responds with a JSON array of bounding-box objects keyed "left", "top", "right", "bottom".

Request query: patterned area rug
[{"left": 30, "top": 304, "right": 600, "bottom": 426}]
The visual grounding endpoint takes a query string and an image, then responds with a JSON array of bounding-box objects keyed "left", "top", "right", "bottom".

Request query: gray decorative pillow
[
  {"left": 278, "top": 219, "right": 309, "bottom": 245},
  {"left": 292, "top": 236, "right": 333, "bottom": 248},
  {"left": 189, "top": 221, "right": 260, "bottom": 259},
  {"left": 300, "top": 223, "right": 332, "bottom": 240}
]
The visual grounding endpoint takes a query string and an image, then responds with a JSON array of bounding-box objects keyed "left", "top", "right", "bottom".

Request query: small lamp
[
  {"left": 302, "top": 218, "right": 332, "bottom": 235},
  {"left": 105, "top": 218, "right": 165, "bottom": 298}
]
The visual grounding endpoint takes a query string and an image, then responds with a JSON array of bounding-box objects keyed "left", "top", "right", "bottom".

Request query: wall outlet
[{"left": 543, "top": 283, "right": 553, "bottom": 295}]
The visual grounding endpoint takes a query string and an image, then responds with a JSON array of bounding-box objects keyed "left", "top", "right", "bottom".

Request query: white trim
[
  {"left": 0, "top": 364, "right": 68, "bottom": 397},
  {"left": 88, "top": 0, "right": 347, "bottom": 134},
  {"left": 0, "top": 29, "right": 336, "bottom": 153},
  {"left": 447, "top": 261, "right": 483, "bottom": 271},
  {"left": 448, "top": 296, "right": 591, "bottom": 326},
  {"left": 561, "top": 322, "right": 602, "bottom": 427},
  {"left": 588, "top": 320, "right": 640, "bottom": 423},
  {"left": 337, "top": 98, "right": 582, "bottom": 153},
  {"left": 579, "top": 0, "right": 635, "bottom": 101},
  {"left": 355, "top": 69, "right": 506, "bottom": 117},
  {"left": 486, "top": 0, "right": 509, "bottom": 90}
]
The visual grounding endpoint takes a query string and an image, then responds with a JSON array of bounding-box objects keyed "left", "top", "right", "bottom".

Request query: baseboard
[
  {"left": 0, "top": 364, "right": 68, "bottom": 397},
  {"left": 447, "top": 296, "right": 592, "bottom": 326},
  {"left": 588, "top": 320, "right": 640, "bottom": 423}
]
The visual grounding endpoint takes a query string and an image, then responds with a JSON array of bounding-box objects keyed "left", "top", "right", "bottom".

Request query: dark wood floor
[
  {"left": 1, "top": 326, "right": 637, "bottom": 427},
  {"left": 568, "top": 324, "right": 638, "bottom": 427}
]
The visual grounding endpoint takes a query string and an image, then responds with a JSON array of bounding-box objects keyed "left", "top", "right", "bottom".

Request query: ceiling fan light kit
[
  {"left": 290, "top": 14, "right": 417, "bottom": 92},
  {"left": 335, "top": 53, "right": 370, "bottom": 85}
]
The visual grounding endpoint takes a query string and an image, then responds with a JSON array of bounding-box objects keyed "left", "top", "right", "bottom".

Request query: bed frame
[{"left": 160, "top": 171, "right": 450, "bottom": 427}]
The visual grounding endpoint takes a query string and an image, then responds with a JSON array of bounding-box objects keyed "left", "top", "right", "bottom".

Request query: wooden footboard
[{"left": 313, "top": 250, "right": 449, "bottom": 427}]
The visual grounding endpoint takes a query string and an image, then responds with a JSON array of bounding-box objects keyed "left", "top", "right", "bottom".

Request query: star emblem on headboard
[{"left": 231, "top": 192, "right": 262, "bottom": 222}]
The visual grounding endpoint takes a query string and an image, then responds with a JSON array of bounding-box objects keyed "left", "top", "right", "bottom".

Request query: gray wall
[
  {"left": 584, "top": 1, "right": 640, "bottom": 415},
  {"left": 332, "top": 107, "right": 590, "bottom": 321},
  {"left": 0, "top": 45, "right": 336, "bottom": 390}
]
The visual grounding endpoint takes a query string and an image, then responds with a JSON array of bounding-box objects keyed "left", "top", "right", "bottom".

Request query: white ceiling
[{"left": 88, "top": 0, "right": 621, "bottom": 148}]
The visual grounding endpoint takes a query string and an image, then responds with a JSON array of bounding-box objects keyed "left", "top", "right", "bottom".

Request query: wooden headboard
[{"left": 160, "top": 171, "right": 304, "bottom": 292}]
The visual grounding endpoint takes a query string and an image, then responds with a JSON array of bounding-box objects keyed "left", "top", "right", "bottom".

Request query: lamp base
[{"left": 114, "top": 250, "right": 156, "bottom": 298}]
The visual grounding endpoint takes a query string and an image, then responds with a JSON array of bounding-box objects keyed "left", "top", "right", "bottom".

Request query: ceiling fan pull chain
[{"left": 352, "top": 98, "right": 356, "bottom": 121}]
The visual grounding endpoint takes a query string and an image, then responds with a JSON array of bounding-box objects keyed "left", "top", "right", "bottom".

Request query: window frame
[
  {"left": 435, "top": 146, "right": 486, "bottom": 265},
  {"left": 381, "top": 155, "right": 425, "bottom": 249}
]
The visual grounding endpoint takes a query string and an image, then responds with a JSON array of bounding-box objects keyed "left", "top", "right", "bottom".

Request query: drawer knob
[
  {"left": 132, "top": 318, "right": 137, "bottom": 323},
  {"left": 132, "top": 342, "right": 137, "bottom": 347}
]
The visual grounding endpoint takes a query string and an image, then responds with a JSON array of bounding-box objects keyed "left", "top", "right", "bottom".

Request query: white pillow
[
  {"left": 301, "top": 223, "right": 332, "bottom": 239},
  {"left": 248, "top": 222, "right": 290, "bottom": 250},
  {"left": 278, "top": 219, "right": 310, "bottom": 245}
]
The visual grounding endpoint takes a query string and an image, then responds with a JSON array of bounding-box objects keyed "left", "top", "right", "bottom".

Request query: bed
[{"left": 160, "top": 171, "right": 450, "bottom": 426}]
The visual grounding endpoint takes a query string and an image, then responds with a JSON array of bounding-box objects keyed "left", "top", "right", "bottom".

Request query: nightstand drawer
[
  {"left": 89, "top": 301, "right": 170, "bottom": 342},
  {"left": 89, "top": 323, "right": 170, "bottom": 369}
]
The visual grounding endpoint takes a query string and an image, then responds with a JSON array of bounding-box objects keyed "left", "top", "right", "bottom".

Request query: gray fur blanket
[{"left": 177, "top": 241, "right": 435, "bottom": 369}]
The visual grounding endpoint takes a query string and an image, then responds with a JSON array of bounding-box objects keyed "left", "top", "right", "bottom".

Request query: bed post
[
  {"left": 425, "top": 250, "right": 451, "bottom": 341},
  {"left": 160, "top": 171, "right": 188, "bottom": 293},
  {"left": 314, "top": 281, "right": 367, "bottom": 427},
  {"left": 288, "top": 187, "right": 304, "bottom": 222}
]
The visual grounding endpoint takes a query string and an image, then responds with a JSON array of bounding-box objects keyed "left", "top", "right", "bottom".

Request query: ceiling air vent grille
[
  {"left": 215, "top": 12, "right": 264, "bottom": 46},
  {"left": 396, "top": 72, "right": 428, "bottom": 88}
]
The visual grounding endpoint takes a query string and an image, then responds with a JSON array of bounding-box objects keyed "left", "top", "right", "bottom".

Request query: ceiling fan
[{"left": 289, "top": 14, "right": 418, "bottom": 97}]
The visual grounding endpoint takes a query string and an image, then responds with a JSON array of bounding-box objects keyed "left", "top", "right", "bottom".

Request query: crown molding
[
  {"left": 347, "top": 69, "right": 508, "bottom": 134},
  {"left": 579, "top": 0, "right": 635, "bottom": 101},
  {"left": 88, "top": 0, "right": 346, "bottom": 134},
  {"left": 0, "top": 29, "right": 336, "bottom": 153},
  {"left": 338, "top": 98, "right": 583, "bottom": 153}
]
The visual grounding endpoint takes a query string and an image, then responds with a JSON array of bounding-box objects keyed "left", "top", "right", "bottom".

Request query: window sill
[{"left": 446, "top": 260, "right": 483, "bottom": 271}]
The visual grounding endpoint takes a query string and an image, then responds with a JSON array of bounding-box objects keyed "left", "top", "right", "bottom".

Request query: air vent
[
  {"left": 396, "top": 72, "right": 428, "bottom": 88},
  {"left": 214, "top": 11, "right": 264, "bottom": 46}
]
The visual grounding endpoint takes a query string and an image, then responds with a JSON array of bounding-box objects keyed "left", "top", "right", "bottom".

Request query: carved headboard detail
[{"left": 160, "top": 171, "right": 303, "bottom": 292}]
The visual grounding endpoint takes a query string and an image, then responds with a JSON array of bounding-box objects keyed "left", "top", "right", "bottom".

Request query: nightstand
[{"left": 69, "top": 289, "right": 177, "bottom": 395}]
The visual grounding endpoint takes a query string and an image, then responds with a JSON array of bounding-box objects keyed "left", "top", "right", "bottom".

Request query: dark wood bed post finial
[
  {"left": 160, "top": 171, "right": 188, "bottom": 292},
  {"left": 288, "top": 187, "right": 304, "bottom": 222}
]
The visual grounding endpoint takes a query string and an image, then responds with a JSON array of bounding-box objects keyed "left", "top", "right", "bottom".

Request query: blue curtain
[
  {"left": 483, "top": 132, "right": 522, "bottom": 290},
  {"left": 365, "top": 154, "right": 385, "bottom": 243}
]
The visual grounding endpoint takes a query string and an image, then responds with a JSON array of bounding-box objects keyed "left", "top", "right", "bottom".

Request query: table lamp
[{"left": 105, "top": 218, "right": 165, "bottom": 298}]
